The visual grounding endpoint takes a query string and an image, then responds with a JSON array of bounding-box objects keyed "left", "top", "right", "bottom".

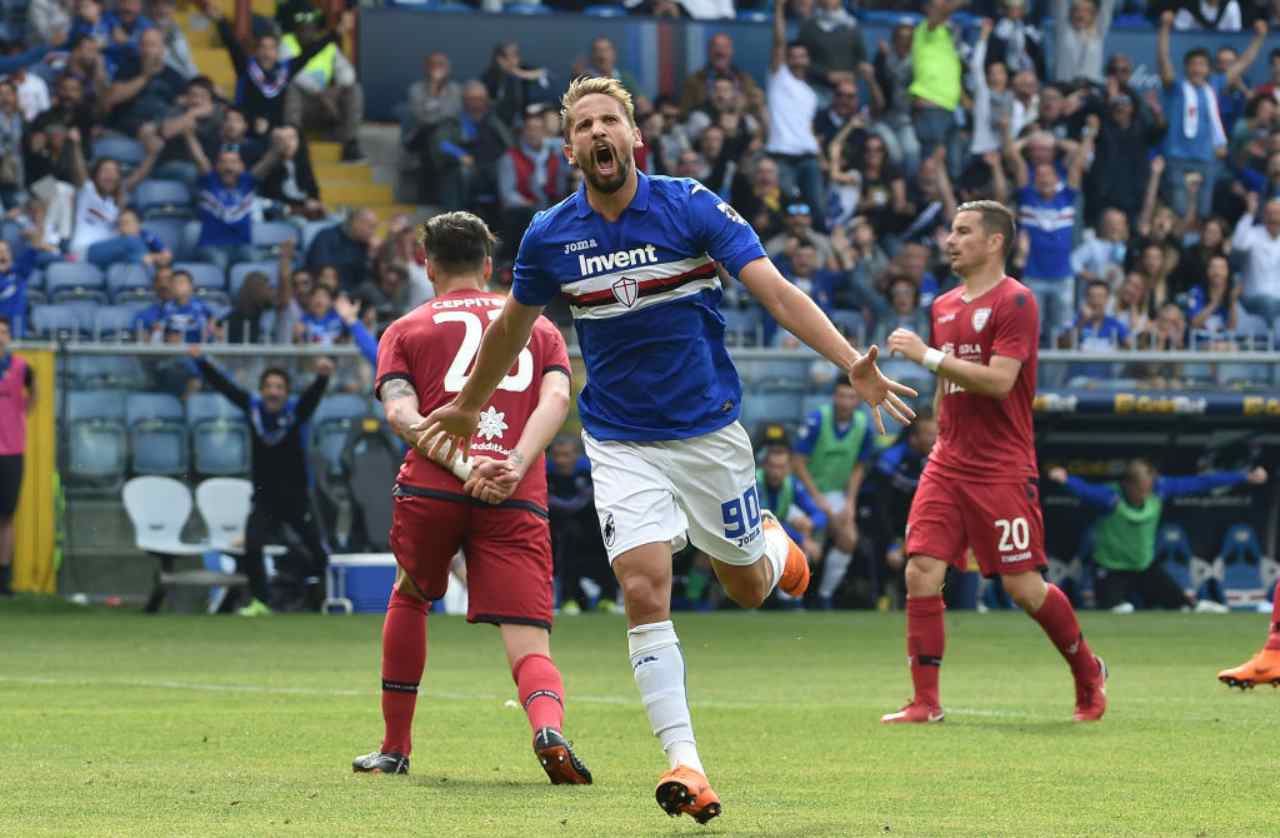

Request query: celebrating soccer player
[
  {"left": 884, "top": 201, "right": 1108, "bottom": 724},
  {"left": 354, "top": 211, "right": 592, "bottom": 786},
  {"left": 420, "top": 76, "right": 916, "bottom": 823}
]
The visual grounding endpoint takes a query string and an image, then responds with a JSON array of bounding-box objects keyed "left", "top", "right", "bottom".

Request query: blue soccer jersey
[{"left": 512, "top": 173, "right": 766, "bottom": 442}]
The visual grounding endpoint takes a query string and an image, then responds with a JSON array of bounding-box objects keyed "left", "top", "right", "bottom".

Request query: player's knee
[
  {"left": 618, "top": 572, "right": 666, "bottom": 618},
  {"left": 904, "top": 557, "right": 945, "bottom": 596},
  {"left": 1005, "top": 573, "right": 1047, "bottom": 612}
]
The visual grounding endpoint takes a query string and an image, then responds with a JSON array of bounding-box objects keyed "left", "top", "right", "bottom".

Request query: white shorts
[{"left": 582, "top": 422, "right": 765, "bottom": 567}]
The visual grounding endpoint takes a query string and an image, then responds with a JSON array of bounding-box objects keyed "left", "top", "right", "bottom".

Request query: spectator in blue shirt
[
  {"left": 295, "top": 285, "right": 345, "bottom": 345},
  {"left": 85, "top": 207, "right": 172, "bottom": 271},
  {"left": 0, "top": 242, "right": 38, "bottom": 338},
  {"left": 1068, "top": 279, "right": 1129, "bottom": 381},
  {"left": 184, "top": 124, "right": 284, "bottom": 272},
  {"left": 1010, "top": 123, "right": 1094, "bottom": 342},
  {"left": 756, "top": 444, "right": 827, "bottom": 564},
  {"left": 1156, "top": 11, "right": 1238, "bottom": 218},
  {"left": 1185, "top": 253, "right": 1242, "bottom": 333},
  {"left": 153, "top": 269, "right": 213, "bottom": 343},
  {"left": 762, "top": 240, "right": 838, "bottom": 345}
]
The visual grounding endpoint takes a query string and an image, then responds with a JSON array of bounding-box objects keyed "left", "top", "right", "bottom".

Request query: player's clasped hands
[
  {"left": 462, "top": 457, "right": 521, "bottom": 505},
  {"left": 848, "top": 344, "right": 917, "bottom": 434},
  {"left": 417, "top": 402, "right": 482, "bottom": 467}
]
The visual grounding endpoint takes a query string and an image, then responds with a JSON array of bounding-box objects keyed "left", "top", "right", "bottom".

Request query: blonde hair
[{"left": 560, "top": 75, "right": 636, "bottom": 141}]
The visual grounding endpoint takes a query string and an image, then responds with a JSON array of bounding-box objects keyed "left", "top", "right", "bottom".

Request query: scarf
[
  {"left": 246, "top": 58, "right": 289, "bottom": 99},
  {"left": 522, "top": 140, "right": 551, "bottom": 198},
  {"left": 249, "top": 398, "right": 296, "bottom": 446},
  {"left": 1182, "top": 79, "right": 1226, "bottom": 147}
]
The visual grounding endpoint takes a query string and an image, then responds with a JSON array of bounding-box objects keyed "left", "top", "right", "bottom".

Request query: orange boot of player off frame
[
  {"left": 655, "top": 765, "right": 722, "bottom": 824},
  {"left": 1218, "top": 647, "right": 1280, "bottom": 689},
  {"left": 762, "top": 511, "right": 809, "bottom": 597}
]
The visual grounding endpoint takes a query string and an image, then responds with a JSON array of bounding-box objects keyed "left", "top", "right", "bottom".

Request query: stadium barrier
[{"left": 11, "top": 342, "right": 1278, "bottom": 600}]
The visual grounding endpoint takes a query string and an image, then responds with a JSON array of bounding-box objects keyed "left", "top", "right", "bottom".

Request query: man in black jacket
[{"left": 189, "top": 345, "right": 333, "bottom": 613}]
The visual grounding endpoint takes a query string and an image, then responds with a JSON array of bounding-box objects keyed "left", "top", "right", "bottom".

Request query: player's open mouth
[{"left": 593, "top": 144, "right": 616, "bottom": 176}]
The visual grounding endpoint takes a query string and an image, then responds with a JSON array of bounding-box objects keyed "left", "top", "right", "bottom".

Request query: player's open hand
[
  {"left": 1047, "top": 466, "right": 1068, "bottom": 484},
  {"left": 1247, "top": 466, "right": 1268, "bottom": 485},
  {"left": 848, "top": 345, "right": 917, "bottom": 434},
  {"left": 416, "top": 402, "right": 482, "bottom": 465}
]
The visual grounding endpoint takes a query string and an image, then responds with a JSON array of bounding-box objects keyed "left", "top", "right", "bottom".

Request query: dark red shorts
[
  {"left": 905, "top": 469, "right": 1047, "bottom": 578},
  {"left": 389, "top": 490, "right": 554, "bottom": 629}
]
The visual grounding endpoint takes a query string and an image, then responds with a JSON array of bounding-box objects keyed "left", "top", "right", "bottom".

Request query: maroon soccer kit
[
  {"left": 375, "top": 290, "right": 571, "bottom": 628},
  {"left": 905, "top": 276, "right": 1047, "bottom": 578}
]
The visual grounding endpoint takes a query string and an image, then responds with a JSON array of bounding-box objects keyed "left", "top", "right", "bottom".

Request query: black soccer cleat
[
  {"left": 533, "top": 727, "right": 593, "bottom": 785},
  {"left": 352, "top": 751, "right": 409, "bottom": 775}
]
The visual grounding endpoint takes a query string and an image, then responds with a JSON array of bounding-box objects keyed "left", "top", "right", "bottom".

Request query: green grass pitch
[{"left": 3, "top": 598, "right": 1278, "bottom": 837}]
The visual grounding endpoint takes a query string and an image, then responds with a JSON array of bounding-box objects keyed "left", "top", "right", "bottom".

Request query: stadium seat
[
  {"left": 187, "top": 392, "right": 250, "bottom": 476},
  {"left": 106, "top": 263, "right": 151, "bottom": 299},
  {"left": 739, "top": 387, "right": 806, "bottom": 429},
  {"left": 736, "top": 10, "right": 770, "bottom": 21},
  {"left": 65, "top": 390, "right": 128, "bottom": 489},
  {"left": 142, "top": 219, "right": 190, "bottom": 261},
  {"left": 29, "top": 304, "right": 93, "bottom": 340},
  {"left": 122, "top": 476, "right": 238, "bottom": 612},
  {"left": 195, "top": 477, "right": 255, "bottom": 552},
  {"left": 51, "top": 287, "right": 109, "bottom": 306},
  {"left": 722, "top": 307, "right": 760, "bottom": 347},
  {"left": 251, "top": 221, "right": 298, "bottom": 250},
  {"left": 133, "top": 179, "right": 194, "bottom": 219},
  {"left": 127, "top": 393, "right": 188, "bottom": 476},
  {"left": 64, "top": 354, "right": 146, "bottom": 389},
  {"left": 311, "top": 394, "right": 370, "bottom": 478},
  {"left": 174, "top": 261, "right": 225, "bottom": 292},
  {"left": 0, "top": 218, "right": 21, "bottom": 251},
  {"left": 504, "top": 3, "right": 552, "bottom": 12},
  {"left": 228, "top": 261, "right": 279, "bottom": 296},
  {"left": 92, "top": 135, "right": 146, "bottom": 167},
  {"left": 45, "top": 262, "right": 105, "bottom": 297},
  {"left": 584, "top": 3, "right": 626, "bottom": 15}
]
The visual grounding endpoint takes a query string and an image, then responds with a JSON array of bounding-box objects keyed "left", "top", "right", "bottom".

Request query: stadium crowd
[{"left": 0, "top": 0, "right": 1272, "bottom": 612}]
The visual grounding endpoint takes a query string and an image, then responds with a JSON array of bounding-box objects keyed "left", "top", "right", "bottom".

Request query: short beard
[{"left": 583, "top": 154, "right": 631, "bottom": 195}]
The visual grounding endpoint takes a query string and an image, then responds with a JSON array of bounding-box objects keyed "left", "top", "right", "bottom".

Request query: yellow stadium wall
[{"left": 12, "top": 349, "right": 56, "bottom": 593}]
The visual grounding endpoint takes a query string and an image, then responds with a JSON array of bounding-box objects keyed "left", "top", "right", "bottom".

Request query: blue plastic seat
[
  {"left": 30, "top": 304, "right": 93, "bottom": 340},
  {"left": 504, "top": 3, "right": 552, "bottom": 12},
  {"left": 106, "top": 263, "right": 151, "bottom": 299},
  {"left": 95, "top": 306, "right": 142, "bottom": 341},
  {"left": 142, "top": 220, "right": 190, "bottom": 261},
  {"left": 126, "top": 393, "right": 188, "bottom": 476},
  {"left": 50, "top": 287, "right": 109, "bottom": 306},
  {"left": 192, "top": 421, "right": 251, "bottom": 476},
  {"left": 133, "top": 179, "right": 194, "bottom": 219},
  {"left": 45, "top": 262, "right": 106, "bottom": 296},
  {"left": 63, "top": 356, "right": 146, "bottom": 389},
  {"left": 65, "top": 389, "right": 128, "bottom": 487},
  {"left": 186, "top": 391, "right": 243, "bottom": 425},
  {"left": 251, "top": 221, "right": 299, "bottom": 249},
  {"left": 92, "top": 135, "right": 146, "bottom": 167},
  {"left": 584, "top": 3, "right": 627, "bottom": 15}
]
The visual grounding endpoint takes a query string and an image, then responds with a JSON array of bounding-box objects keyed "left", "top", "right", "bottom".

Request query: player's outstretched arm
[
  {"left": 420, "top": 296, "right": 545, "bottom": 463},
  {"left": 887, "top": 328, "right": 1021, "bottom": 399},
  {"left": 464, "top": 370, "right": 572, "bottom": 505},
  {"left": 738, "top": 257, "right": 917, "bottom": 432}
]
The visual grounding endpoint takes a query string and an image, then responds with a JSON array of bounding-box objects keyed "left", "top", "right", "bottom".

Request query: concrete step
[{"left": 321, "top": 179, "right": 394, "bottom": 206}]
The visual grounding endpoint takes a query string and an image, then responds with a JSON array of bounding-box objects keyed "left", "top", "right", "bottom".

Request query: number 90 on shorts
[{"left": 721, "top": 485, "right": 761, "bottom": 546}]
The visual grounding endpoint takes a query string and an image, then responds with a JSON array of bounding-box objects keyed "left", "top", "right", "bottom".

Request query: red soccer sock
[
  {"left": 906, "top": 595, "right": 945, "bottom": 708},
  {"left": 512, "top": 653, "right": 565, "bottom": 738},
  {"left": 1266, "top": 582, "right": 1280, "bottom": 651},
  {"left": 380, "top": 588, "right": 428, "bottom": 756},
  {"left": 1031, "top": 583, "right": 1098, "bottom": 681}
]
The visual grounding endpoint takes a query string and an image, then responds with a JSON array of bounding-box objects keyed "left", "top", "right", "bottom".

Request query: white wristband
[
  {"left": 922, "top": 348, "right": 946, "bottom": 372},
  {"left": 449, "top": 452, "right": 473, "bottom": 481}
]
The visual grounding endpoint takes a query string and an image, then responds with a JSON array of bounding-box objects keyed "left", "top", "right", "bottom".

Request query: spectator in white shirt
[
  {"left": 1230, "top": 191, "right": 1280, "bottom": 320},
  {"left": 1071, "top": 207, "right": 1129, "bottom": 287},
  {"left": 767, "top": 0, "right": 825, "bottom": 230},
  {"left": 969, "top": 19, "right": 1013, "bottom": 157},
  {"left": 1174, "top": 0, "right": 1243, "bottom": 31},
  {"left": 1053, "top": 0, "right": 1115, "bottom": 84}
]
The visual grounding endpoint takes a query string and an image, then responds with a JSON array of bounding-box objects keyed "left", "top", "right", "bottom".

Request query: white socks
[
  {"left": 628, "top": 620, "right": 704, "bottom": 775},
  {"left": 819, "top": 548, "right": 853, "bottom": 600},
  {"left": 760, "top": 515, "right": 791, "bottom": 593}
]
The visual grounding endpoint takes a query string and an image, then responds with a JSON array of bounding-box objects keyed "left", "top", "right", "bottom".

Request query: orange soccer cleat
[
  {"left": 655, "top": 765, "right": 722, "bottom": 824},
  {"left": 762, "top": 511, "right": 809, "bottom": 598},
  {"left": 1217, "top": 647, "right": 1280, "bottom": 689}
]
